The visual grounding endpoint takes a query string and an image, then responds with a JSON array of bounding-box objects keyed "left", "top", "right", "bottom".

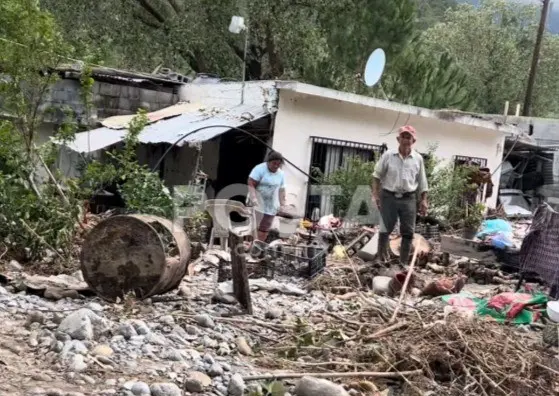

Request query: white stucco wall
[{"left": 272, "top": 90, "right": 505, "bottom": 211}]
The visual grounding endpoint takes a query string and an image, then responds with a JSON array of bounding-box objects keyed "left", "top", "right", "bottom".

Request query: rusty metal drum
[{"left": 80, "top": 214, "right": 191, "bottom": 302}]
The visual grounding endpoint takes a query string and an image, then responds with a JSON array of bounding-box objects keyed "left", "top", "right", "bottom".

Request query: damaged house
[
  {"left": 57, "top": 73, "right": 520, "bottom": 219},
  {"left": 451, "top": 113, "right": 559, "bottom": 217}
]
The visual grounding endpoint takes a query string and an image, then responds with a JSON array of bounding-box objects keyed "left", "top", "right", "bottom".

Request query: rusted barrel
[{"left": 80, "top": 214, "right": 191, "bottom": 302}]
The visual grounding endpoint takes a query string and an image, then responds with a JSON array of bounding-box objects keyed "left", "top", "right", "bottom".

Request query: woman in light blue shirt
[{"left": 247, "top": 151, "right": 286, "bottom": 241}]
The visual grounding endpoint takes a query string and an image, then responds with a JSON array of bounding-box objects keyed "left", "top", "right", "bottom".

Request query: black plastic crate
[{"left": 251, "top": 241, "right": 328, "bottom": 279}]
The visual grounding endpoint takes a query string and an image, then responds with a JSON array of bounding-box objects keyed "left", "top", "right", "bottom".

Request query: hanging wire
[{"left": 150, "top": 124, "right": 321, "bottom": 183}]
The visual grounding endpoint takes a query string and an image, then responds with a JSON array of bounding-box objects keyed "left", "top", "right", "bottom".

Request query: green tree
[
  {"left": 1, "top": 0, "right": 73, "bottom": 151},
  {"left": 384, "top": 36, "right": 474, "bottom": 109},
  {"left": 0, "top": 0, "right": 83, "bottom": 261},
  {"left": 43, "top": 0, "right": 418, "bottom": 92},
  {"left": 422, "top": 0, "right": 559, "bottom": 116},
  {"left": 415, "top": 0, "right": 457, "bottom": 29}
]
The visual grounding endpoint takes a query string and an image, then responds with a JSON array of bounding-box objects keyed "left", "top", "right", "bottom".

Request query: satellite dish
[{"left": 364, "top": 48, "right": 386, "bottom": 87}]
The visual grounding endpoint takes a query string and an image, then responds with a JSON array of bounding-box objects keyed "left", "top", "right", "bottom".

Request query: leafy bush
[
  {"left": 81, "top": 110, "right": 174, "bottom": 218},
  {"left": 313, "top": 156, "right": 376, "bottom": 217},
  {"left": 427, "top": 152, "right": 482, "bottom": 226},
  {"left": 0, "top": 121, "right": 82, "bottom": 261}
]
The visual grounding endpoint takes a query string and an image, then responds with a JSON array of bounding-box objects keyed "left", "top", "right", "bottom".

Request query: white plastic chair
[{"left": 204, "top": 199, "right": 256, "bottom": 250}]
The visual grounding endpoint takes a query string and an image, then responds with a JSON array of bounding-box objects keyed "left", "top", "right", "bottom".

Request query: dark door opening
[{"left": 214, "top": 117, "right": 272, "bottom": 205}]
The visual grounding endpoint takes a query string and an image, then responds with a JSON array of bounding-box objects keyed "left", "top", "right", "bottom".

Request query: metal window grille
[
  {"left": 305, "top": 137, "right": 386, "bottom": 218},
  {"left": 453, "top": 155, "right": 488, "bottom": 168}
]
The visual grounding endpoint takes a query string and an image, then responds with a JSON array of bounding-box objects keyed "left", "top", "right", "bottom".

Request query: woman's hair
[{"left": 266, "top": 151, "right": 284, "bottom": 163}]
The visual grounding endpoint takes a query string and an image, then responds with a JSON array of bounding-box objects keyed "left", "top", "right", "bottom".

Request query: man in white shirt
[{"left": 372, "top": 125, "right": 429, "bottom": 266}]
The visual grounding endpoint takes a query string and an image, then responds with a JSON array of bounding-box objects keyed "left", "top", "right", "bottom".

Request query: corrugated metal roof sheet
[
  {"left": 63, "top": 103, "right": 270, "bottom": 153},
  {"left": 101, "top": 102, "right": 199, "bottom": 129}
]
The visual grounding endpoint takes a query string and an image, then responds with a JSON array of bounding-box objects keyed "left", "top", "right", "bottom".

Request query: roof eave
[{"left": 276, "top": 81, "right": 519, "bottom": 136}]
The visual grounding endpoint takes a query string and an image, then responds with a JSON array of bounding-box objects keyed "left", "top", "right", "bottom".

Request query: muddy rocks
[
  {"left": 159, "top": 315, "right": 175, "bottom": 326},
  {"left": 118, "top": 322, "right": 138, "bottom": 340},
  {"left": 235, "top": 337, "right": 253, "bottom": 356},
  {"left": 130, "top": 381, "right": 151, "bottom": 395},
  {"left": 68, "top": 354, "right": 88, "bottom": 372},
  {"left": 131, "top": 320, "right": 151, "bottom": 335},
  {"left": 150, "top": 382, "right": 182, "bottom": 396},
  {"left": 208, "top": 362, "right": 224, "bottom": 377},
  {"left": 9, "top": 259, "right": 23, "bottom": 271},
  {"left": 26, "top": 311, "right": 46, "bottom": 327},
  {"left": 58, "top": 310, "right": 94, "bottom": 340},
  {"left": 194, "top": 314, "right": 215, "bottom": 329},
  {"left": 161, "top": 348, "right": 183, "bottom": 362},
  {"left": 145, "top": 332, "right": 166, "bottom": 346},
  {"left": 294, "top": 377, "right": 350, "bottom": 396},
  {"left": 58, "top": 309, "right": 109, "bottom": 340},
  {"left": 265, "top": 308, "right": 282, "bottom": 319},
  {"left": 183, "top": 371, "right": 212, "bottom": 392},
  {"left": 92, "top": 344, "right": 114, "bottom": 357},
  {"left": 227, "top": 373, "right": 245, "bottom": 396}
]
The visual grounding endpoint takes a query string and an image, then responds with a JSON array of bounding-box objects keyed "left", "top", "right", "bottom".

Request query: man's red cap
[{"left": 398, "top": 125, "right": 417, "bottom": 140}]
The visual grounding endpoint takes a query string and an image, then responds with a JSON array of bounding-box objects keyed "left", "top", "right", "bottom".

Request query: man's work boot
[
  {"left": 375, "top": 232, "right": 390, "bottom": 265},
  {"left": 399, "top": 236, "right": 413, "bottom": 267}
]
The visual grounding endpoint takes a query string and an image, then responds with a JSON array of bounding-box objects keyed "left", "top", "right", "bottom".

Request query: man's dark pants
[{"left": 377, "top": 190, "right": 417, "bottom": 265}]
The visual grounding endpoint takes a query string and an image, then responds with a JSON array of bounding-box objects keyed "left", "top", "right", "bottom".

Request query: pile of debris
[{"left": 252, "top": 302, "right": 558, "bottom": 395}]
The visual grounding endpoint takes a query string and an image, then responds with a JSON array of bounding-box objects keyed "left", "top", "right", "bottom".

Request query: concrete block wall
[
  {"left": 92, "top": 82, "right": 178, "bottom": 118},
  {"left": 43, "top": 77, "right": 180, "bottom": 125}
]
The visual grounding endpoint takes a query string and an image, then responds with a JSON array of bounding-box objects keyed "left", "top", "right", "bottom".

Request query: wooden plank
[
  {"left": 440, "top": 235, "right": 496, "bottom": 261},
  {"left": 229, "top": 233, "right": 253, "bottom": 315}
]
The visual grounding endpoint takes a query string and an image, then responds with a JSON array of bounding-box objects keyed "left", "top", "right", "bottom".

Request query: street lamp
[{"left": 229, "top": 16, "right": 249, "bottom": 104}]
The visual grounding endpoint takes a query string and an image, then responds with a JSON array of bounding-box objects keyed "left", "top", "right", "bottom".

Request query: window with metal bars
[
  {"left": 453, "top": 155, "right": 488, "bottom": 168},
  {"left": 305, "top": 137, "right": 386, "bottom": 217}
]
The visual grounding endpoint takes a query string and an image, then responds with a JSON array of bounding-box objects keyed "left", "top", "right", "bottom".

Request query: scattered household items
[
  {"left": 498, "top": 189, "right": 533, "bottom": 218},
  {"left": 247, "top": 239, "right": 328, "bottom": 279},
  {"left": 345, "top": 227, "right": 375, "bottom": 258},
  {"left": 476, "top": 218, "right": 515, "bottom": 249},
  {"left": 205, "top": 199, "right": 255, "bottom": 250},
  {"left": 415, "top": 222, "right": 440, "bottom": 241},
  {"left": 547, "top": 300, "right": 559, "bottom": 323},
  {"left": 421, "top": 275, "right": 466, "bottom": 297},
  {"left": 516, "top": 203, "right": 559, "bottom": 299},
  {"left": 80, "top": 214, "right": 190, "bottom": 302},
  {"left": 442, "top": 291, "right": 548, "bottom": 324},
  {"left": 318, "top": 214, "right": 342, "bottom": 230},
  {"left": 372, "top": 272, "right": 416, "bottom": 298},
  {"left": 356, "top": 232, "right": 379, "bottom": 261}
]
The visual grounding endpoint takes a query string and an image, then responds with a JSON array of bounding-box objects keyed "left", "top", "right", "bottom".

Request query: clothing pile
[{"left": 442, "top": 291, "right": 548, "bottom": 324}]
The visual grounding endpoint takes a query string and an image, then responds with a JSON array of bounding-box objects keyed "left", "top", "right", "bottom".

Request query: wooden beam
[
  {"left": 440, "top": 235, "right": 496, "bottom": 262},
  {"left": 229, "top": 233, "right": 253, "bottom": 315}
]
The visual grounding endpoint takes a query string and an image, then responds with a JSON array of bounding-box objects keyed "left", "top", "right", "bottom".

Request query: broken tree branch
[
  {"left": 389, "top": 242, "right": 419, "bottom": 323},
  {"left": 242, "top": 369, "right": 424, "bottom": 381}
]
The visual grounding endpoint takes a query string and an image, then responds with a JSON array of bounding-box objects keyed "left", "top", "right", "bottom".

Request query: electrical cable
[{"left": 150, "top": 124, "right": 321, "bottom": 183}]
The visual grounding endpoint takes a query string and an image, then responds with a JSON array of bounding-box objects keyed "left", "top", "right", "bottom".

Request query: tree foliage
[
  {"left": 385, "top": 36, "right": 474, "bottom": 110},
  {"left": 422, "top": 0, "right": 559, "bottom": 116}
]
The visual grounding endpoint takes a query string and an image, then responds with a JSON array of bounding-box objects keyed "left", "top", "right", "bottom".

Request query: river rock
[
  {"left": 150, "top": 382, "right": 182, "bottom": 396},
  {"left": 294, "top": 377, "right": 349, "bottom": 396},
  {"left": 130, "top": 381, "right": 151, "bottom": 395},
  {"left": 235, "top": 337, "right": 252, "bottom": 356},
  {"left": 183, "top": 371, "right": 211, "bottom": 392},
  {"left": 195, "top": 314, "right": 215, "bottom": 329},
  {"left": 227, "top": 373, "right": 245, "bottom": 396}
]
